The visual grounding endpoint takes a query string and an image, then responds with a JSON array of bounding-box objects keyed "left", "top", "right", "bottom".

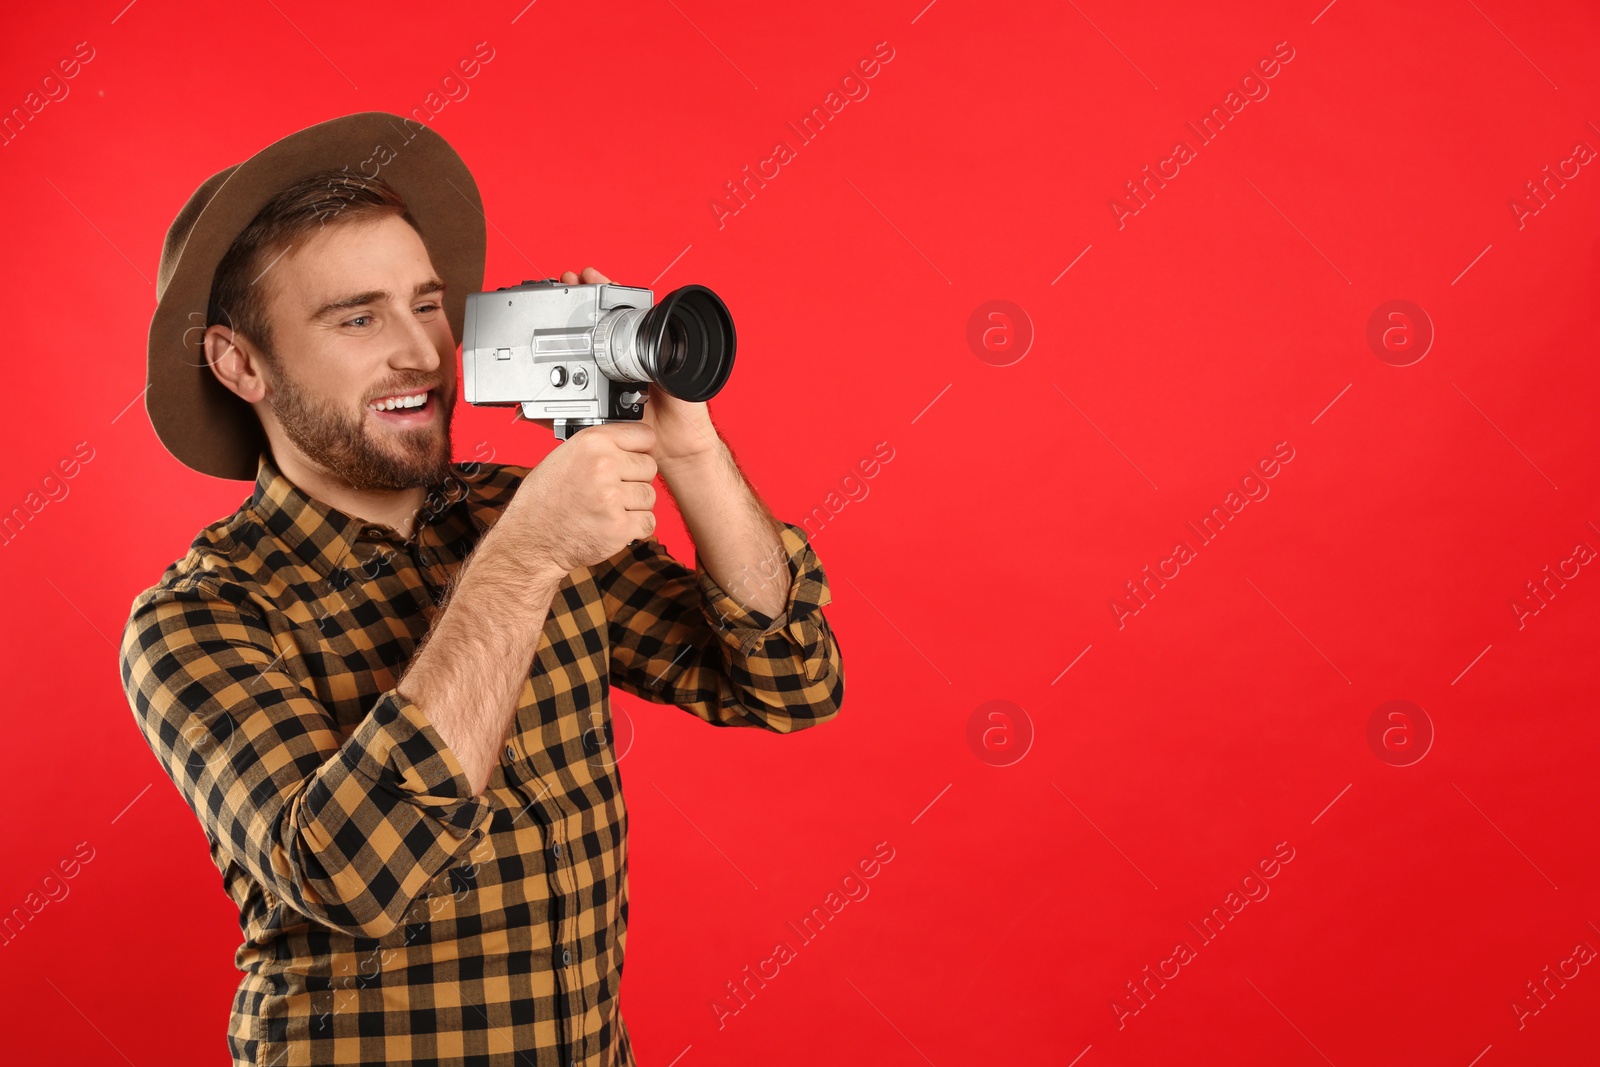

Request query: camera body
[{"left": 462, "top": 279, "right": 735, "bottom": 440}]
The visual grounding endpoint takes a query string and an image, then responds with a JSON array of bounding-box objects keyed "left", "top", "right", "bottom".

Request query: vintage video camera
[{"left": 462, "top": 279, "right": 736, "bottom": 439}]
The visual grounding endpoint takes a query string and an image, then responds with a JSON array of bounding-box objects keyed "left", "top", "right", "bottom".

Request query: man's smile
[{"left": 367, "top": 386, "right": 440, "bottom": 423}]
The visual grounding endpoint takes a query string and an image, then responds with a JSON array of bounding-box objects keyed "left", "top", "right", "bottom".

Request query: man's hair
[{"left": 206, "top": 170, "right": 422, "bottom": 363}]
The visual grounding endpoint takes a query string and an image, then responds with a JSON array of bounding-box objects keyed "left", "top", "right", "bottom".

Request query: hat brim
[{"left": 146, "top": 112, "right": 487, "bottom": 480}]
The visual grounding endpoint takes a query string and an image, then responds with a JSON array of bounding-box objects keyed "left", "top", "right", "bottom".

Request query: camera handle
[{"left": 521, "top": 390, "right": 650, "bottom": 441}]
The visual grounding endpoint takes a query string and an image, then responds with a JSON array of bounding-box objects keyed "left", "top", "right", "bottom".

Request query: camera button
[{"left": 549, "top": 366, "right": 568, "bottom": 387}]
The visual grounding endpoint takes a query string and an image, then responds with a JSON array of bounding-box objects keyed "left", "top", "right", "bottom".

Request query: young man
[{"left": 120, "top": 112, "right": 844, "bottom": 1067}]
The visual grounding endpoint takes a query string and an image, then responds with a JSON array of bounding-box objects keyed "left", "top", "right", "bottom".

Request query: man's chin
[
  {"left": 349, "top": 432, "right": 453, "bottom": 490},
  {"left": 384, "top": 451, "right": 454, "bottom": 488}
]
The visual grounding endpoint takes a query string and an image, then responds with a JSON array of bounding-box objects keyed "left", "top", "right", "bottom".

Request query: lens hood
[{"left": 636, "top": 285, "right": 736, "bottom": 402}]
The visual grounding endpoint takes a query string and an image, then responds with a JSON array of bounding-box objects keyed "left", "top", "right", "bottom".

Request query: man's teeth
[{"left": 370, "top": 391, "right": 429, "bottom": 411}]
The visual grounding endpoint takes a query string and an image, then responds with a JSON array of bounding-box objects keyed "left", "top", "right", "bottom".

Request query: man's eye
[{"left": 343, "top": 304, "right": 438, "bottom": 328}]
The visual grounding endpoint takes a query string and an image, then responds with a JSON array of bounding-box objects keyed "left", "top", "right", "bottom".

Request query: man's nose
[{"left": 391, "top": 303, "right": 444, "bottom": 372}]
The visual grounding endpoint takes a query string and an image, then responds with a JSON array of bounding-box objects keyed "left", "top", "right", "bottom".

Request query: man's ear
[{"left": 203, "top": 324, "right": 269, "bottom": 404}]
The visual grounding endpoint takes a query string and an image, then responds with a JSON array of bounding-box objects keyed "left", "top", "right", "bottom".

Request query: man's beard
[{"left": 264, "top": 361, "right": 454, "bottom": 491}]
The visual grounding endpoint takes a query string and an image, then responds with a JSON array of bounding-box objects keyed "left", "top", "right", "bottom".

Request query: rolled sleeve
[
  {"left": 697, "top": 522, "right": 833, "bottom": 664},
  {"left": 596, "top": 521, "right": 845, "bottom": 730},
  {"left": 120, "top": 578, "right": 492, "bottom": 942},
  {"left": 337, "top": 690, "right": 490, "bottom": 839}
]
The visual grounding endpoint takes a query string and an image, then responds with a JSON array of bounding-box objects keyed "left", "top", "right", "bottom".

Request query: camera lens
[
  {"left": 659, "top": 319, "right": 688, "bottom": 378},
  {"left": 636, "top": 285, "right": 735, "bottom": 402}
]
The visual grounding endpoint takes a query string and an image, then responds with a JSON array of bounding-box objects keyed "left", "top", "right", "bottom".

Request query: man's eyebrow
[{"left": 309, "top": 277, "right": 447, "bottom": 322}]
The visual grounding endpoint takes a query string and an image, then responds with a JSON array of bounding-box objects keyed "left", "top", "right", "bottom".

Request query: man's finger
[
  {"left": 620, "top": 481, "right": 657, "bottom": 511},
  {"left": 615, "top": 447, "right": 658, "bottom": 484},
  {"left": 591, "top": 420, "right": 657, "bottom": 452}
]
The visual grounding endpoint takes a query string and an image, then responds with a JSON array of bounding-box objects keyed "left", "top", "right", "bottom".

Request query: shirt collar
[{"left": 248, "top": 450, "right": 494, "bottom": 579}]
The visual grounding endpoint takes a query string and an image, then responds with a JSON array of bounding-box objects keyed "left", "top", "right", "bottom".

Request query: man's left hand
[{"left": 559, "top": 267, "right": 725, "bottom": 472}]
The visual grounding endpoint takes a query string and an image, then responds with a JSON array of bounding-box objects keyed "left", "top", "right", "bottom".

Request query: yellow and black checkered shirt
[{"left": 118, "top": 449, "right": 844, "bottom": 1067}]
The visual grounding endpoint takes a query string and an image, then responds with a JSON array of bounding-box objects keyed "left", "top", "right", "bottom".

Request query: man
[{"left": 119, "top": 112, "right": 845, "bottom": 1067}]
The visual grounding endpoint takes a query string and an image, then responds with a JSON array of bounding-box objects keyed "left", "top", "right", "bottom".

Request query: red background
[{"left": 3, "top": 0, "right": 1599, "bottom": 1063}]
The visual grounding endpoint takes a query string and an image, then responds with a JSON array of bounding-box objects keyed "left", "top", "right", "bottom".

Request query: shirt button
[
  {"left": 562, "top": 949, "right": 572, "bottom": 966},
  {"left": 417, "top": 548, "right": 433, "bottom": 566},
  {"left": 552, "top": 843, "right": 562, "bottom": 859},
  {"left": 505, "top": 745, "right": 516, "bottom": 760}
]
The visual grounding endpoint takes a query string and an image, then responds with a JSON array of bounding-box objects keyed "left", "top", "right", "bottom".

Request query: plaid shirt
[{"left": 118, "top": 449, "right": 844, "bottom": 1067}]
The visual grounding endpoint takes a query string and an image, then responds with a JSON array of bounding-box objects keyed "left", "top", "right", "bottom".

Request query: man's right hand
[{"left": 500, "top": 421, "right": 660, "bottom": 579}]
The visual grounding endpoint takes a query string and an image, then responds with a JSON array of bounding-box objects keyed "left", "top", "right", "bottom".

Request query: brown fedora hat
[{"left": 146, "top": 111, "right": 487, "bottom": 480}]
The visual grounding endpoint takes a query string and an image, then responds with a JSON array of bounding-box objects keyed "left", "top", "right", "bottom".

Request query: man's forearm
[
  {"left": 659, "top": 439, "right": 791, "bottom": 619},
  {"left": 395, "top": 522, "right": 566, "bottom": 796}
]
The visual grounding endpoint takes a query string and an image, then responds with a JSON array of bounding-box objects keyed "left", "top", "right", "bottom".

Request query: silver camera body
[{"left": 462, "top": 279, "right": 735, "bottom": 440}]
